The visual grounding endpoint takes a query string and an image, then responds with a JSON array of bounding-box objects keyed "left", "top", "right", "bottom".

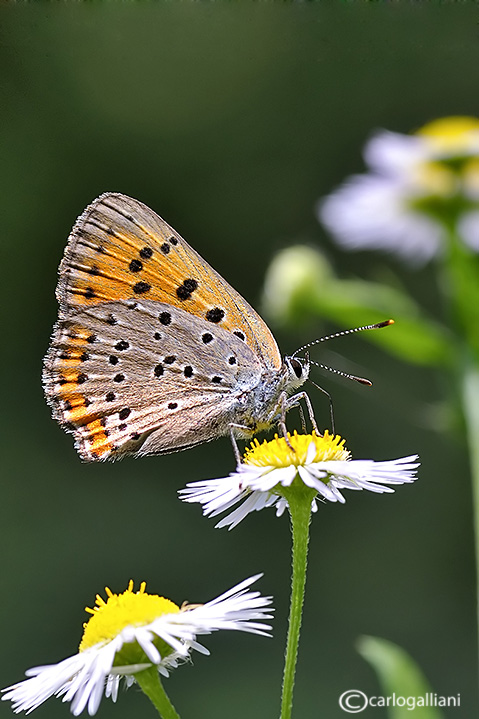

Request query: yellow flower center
[
  {"left": 416, "top": 116, "right": 479, "bottom": 155},
  {"left": 243, "top": 431, "right": 350, "bottom": 468},
  {"left": 406, "top": 117, "right": 479, "bottom": 209},
  {"left": 415, "top": 162, "right": 457, "bottom": 197},
  {"left": 79, "top": 580, "right": 179, "bottom": 652}
]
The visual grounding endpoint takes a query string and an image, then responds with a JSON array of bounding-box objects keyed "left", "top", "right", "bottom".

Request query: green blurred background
[{"left": 1, "top": 3, "right": 477, "bottom": 718}]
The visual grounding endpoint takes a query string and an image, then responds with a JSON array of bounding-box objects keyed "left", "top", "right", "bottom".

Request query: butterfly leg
[
  {"left": 229, "top": 424, "right": 252, "bottom": 464},
  {"left": 282, "top": 390, "right": 320, "bottom": 436},
  {"left": 307, "top": 380, "right": 335, "bottom": 434},
  {"left": 278, "top": 395, "right": 294, "bottom": 450},
  {"left": 298, "top": 404, "right": 307, "bottom": 433}
]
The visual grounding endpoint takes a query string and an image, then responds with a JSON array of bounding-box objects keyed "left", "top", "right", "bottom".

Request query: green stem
[
  {"left": 441, "top": 228, "right": 479, "bottom": 361},
  {"left": 134, "top": 666, "right": 181, "bottom": 719},
  {"left": 442, "top": 225, "right": 479, "bottom": 683},
  {"left": 461, "top": 362, "right": 479, "bottom": 678},
  {"left": 280, "top": 484, "right": 314, "bottom": 719}
]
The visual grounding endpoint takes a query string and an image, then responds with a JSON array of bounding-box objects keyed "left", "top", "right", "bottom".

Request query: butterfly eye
[{"left": 290, "top": 358, "right": 303, "bottom": 379}]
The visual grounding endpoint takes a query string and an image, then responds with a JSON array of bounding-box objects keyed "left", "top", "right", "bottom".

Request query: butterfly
[{"left": 43, "top": 193, "right": 314, "bottom": 462}]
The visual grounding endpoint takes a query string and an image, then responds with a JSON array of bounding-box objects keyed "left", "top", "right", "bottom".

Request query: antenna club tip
[
  {"left": 374, "top": 319, "right": 395, "bottom": 328},
  {"left": 352, "top": 375, "right": 373, "bottom": 386}
]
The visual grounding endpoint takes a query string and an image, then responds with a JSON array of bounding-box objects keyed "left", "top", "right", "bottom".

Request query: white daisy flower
[
  {"left": 180, "top": 432, "right": 419, "bottom": 529},
  {"left": 2, "top": 577, "right": 273, "bottom": 716},
  {"left": 318, "top": 116, "right": 479, "bottom": 264}
]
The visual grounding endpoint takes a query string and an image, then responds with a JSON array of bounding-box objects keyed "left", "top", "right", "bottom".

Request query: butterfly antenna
[
  {"left": 292, "top": 319, "right": 394, "bottom": 359},
  {"left": 305, "top": 359, "right": 373, "bottom": 386}
]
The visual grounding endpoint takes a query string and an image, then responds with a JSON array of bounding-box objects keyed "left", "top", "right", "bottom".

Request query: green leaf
[{"left": 357, "top": 635, "right": 446, "bottom": 719}]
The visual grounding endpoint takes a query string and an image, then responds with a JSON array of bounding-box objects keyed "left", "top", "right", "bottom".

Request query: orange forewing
[{"left": 56, "top": 193, "right": 281, "bottom": 370}]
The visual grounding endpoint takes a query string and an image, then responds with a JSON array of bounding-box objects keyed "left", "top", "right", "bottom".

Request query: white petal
[
  {"left": 149, "top": 622, "right": 192, "bottom": 655},
  {"left": 297, "top": 466, "right": 339, "bottom": 502},
  {"left": 2, "top": 655, "right": 87, "bottom": 714},
  {"left": 314, "top": 456, "right": 419, "bottom": 494},
  {"left": 156, "top": 576, "right": 274, "bottom": 639},
  {"left": 134, "top": 628, "right": 161, "bottom": 665},
  {"left": 458, "top": 210, "right": 479, "bottom": 251},
  {"left": 104, "top": 675, "right": 119, "bottom": 702},
  {"left": 319, "top": 175, "right": 442, "bottom": 264},
  {"left": 275, "top": 497, "right": 288, "bottom": 517},
  {"left": 69, "top": 643, "right": 117, "bottom": 716},
  {"left": 305, "top": 442, "right": 318, "bottom": 464},
  {"left": 110, "top": 663, "right": 151, "bottom": 676},
  {"left": 246, "top": 465, "right": 297, "bottom": 491},
  {"left": 364, "top": 130, "right": 427, "bottom": 175},
  {"left": 179, "top": 475, "right": 246, "bottom": 514},
  {"left": 188, "top": 640, "right": 210, "bottom": 656},
  {"left": 215, "top": 491, "right": 274, "bottom": 529},
  {"left": 207, "top": 574, "right": 265, "bottom": 604}
]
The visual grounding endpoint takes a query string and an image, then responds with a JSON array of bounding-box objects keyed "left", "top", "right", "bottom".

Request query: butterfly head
[{"left": 283, "top": 355, "right": 310, "bottom": 392}]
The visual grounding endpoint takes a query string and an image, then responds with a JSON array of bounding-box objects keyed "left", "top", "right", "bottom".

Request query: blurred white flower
[
  {"left": 2, "top": 577, "right": 272, "bottom": 716},
  {"left": 458, "top": 209, "right": 479, "bottom": 251},
  {"left": 180, "top": 432, "right": 419, "bottom": 529},
  {"left": 318, "top": 117, "right": 479, "bottom": 264}
]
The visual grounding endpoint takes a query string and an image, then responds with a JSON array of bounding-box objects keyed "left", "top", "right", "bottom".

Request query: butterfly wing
[
  {"left": 44, "top": 300, "right": 265, "bottom": 461},
  {"left": 56, "top": 193, "right": 281, "bottom": 370}
]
